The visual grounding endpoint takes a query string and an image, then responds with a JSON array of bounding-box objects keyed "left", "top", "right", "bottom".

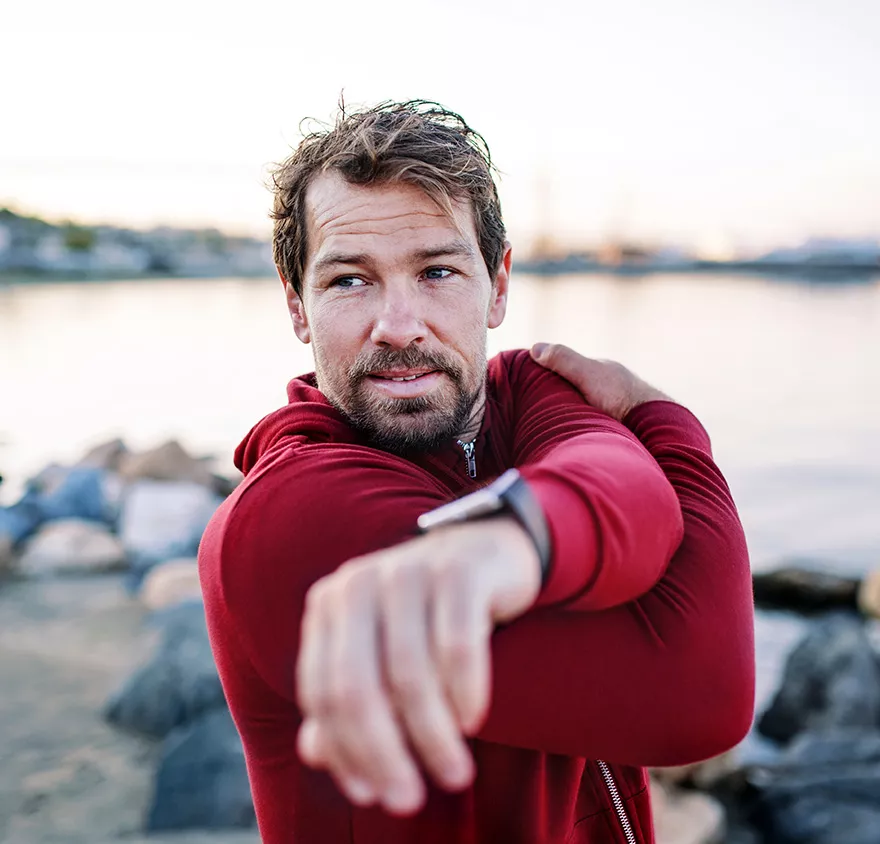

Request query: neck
[{"left": 456, "top": 387, "right": 487, "bottom": 443}]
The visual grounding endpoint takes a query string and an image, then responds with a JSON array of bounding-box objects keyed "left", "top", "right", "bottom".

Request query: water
[{"left": 2, "top": 272, "right": 879, "bottom": 741}]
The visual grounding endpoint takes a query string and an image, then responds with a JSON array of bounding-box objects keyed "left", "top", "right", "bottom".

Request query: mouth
[
  {"left": 368, "top": 369, "right": 438, "bottom": 382},
  {"left": 364, "top": 369, "right": 444, "bottom": 398}
]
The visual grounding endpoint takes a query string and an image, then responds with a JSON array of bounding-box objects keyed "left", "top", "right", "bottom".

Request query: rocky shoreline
[{"left": 1, "top": 438, "right": 879, "bottom": 844}]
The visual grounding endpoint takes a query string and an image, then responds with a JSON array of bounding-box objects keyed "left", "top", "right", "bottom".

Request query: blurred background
[{"left": 1, "top": 1, "right": 879, "bottom": 843}]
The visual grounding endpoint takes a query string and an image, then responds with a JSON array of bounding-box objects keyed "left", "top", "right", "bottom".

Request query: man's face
[{"left": 285, "top": 172, "right": 511, "bottom": 453}]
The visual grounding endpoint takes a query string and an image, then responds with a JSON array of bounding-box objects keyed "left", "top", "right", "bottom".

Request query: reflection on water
[{"left": 2, "top": 273, "right": 879, "bottom": 571}]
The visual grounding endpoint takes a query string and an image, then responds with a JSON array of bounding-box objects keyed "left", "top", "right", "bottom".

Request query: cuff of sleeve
[
  {"left": 519, "top": 467, "right": 600, "bottom": 608},
  {"left": 623, "top": 400, "right": 713, "bottom": 453}
]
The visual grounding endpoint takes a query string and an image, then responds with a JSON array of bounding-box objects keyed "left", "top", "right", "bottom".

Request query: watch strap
[
  {"left": 497, "top": 470, "right": 552, "bottom": 585},
  {"left": 417, "top": 468, "right": 553, "bottom": 586}
]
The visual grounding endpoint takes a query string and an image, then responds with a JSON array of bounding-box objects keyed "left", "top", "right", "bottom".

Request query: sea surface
[{"left": 2, "top": 272, "right": 879, "bottom": 746}]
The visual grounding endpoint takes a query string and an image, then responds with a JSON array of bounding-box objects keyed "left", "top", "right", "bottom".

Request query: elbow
[{"left": 657, "top": 646, "right": 756, "bottom": 767}]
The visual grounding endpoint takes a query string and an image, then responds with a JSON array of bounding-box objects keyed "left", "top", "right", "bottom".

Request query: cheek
[{"left": 311, "top": 305, "right": 366, "bottom": 358}]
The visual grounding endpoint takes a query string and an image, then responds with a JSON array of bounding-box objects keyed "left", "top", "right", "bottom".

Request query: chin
[{"left": 362, "top": 410, "right": 460, "bottom": 455}]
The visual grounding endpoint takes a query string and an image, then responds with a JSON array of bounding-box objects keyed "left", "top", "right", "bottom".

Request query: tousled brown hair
[{"left": 270, "top": 100, "right": 506, "bottom": 297}]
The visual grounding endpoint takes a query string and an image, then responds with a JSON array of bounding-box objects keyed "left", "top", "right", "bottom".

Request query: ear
[
  {"left": 487, "top": 243, "right": 512, "bottom": 329},
  {"left": 278, "top": 268, "right": 311, "bottom": 344}
]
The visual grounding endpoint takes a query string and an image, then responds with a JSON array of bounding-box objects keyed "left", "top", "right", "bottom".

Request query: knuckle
[
  {"left": 331, "top": 679, "right": 371, "bottom": 719},
  {"left": 432, "top": 556, "right": 469, "bottom": 591},
  {"left": 390, "top": 669, "right": 426, "bottom": 707},
  {"left": 305, "top": 578, "right": 329, "bottom": 611},
  {"left": 439, "top": 633, "right": 475, "bottom": 668}
]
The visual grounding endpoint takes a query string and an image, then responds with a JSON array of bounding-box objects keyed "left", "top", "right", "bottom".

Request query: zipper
[
  {"left": 596, "top": 761, "right": 637, "bottom": 844},
  {"left": 457, "top": 439, "right": 477, "bottom": 479}
]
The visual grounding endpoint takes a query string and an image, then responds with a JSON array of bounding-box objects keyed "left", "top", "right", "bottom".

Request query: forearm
[
  {"left": 505, "top": 350, "right": 685, "bottom": 610},
  {"left": 476, "top": 401, "right": 755, "bottom": 766}
]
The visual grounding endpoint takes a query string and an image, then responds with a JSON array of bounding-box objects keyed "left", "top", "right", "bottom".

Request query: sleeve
[
  {"left": 475, "top": 400, "right": 756, "bottom": 767},
  {"left": 501, "top": 351, "right": 685, "bottom": 611},
  {"left": 203, "top": 442, "right": 450, "bottom": 703}
]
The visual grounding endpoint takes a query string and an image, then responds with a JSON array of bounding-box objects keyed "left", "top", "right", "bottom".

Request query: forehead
[{"left": 304, "top": 172, "right": 478, "bottom": 266}]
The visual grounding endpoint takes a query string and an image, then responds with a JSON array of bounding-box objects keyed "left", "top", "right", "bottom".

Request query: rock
[
  {"left": 18, "top": 519, "right": 127, "bottom": 576},
  {"left": 78, "top": 438, "right": 129, "bottom": 471},
  {"left": 141, "top": 558, "right": 202, "bottom": 611},
  {"left": 104, "top": 602, "right": 225, "bottom": 738},
  {"left": 0, "top": 497, "right": 44, "bottom": 546},
  {"left": 38, "top": 466, "right": 117, "bottom": 524},
  {"left": 0, "top": 467, "right": 119, "bottom": 553},
  {"left": 147, "top": 707, "right": 254, "bottom": 831},
  {"left": 26, "top": 462, "right": 70, "bottom": 496},
  {"left": 757, "top": 613, "right": 880, "bottom": 744},
  {"left": 0, "top": 532, "right": 13, "bottom": 575},
  {"left": 119, "top": 480, "right": 221, "bottom": 577},
  {"left": 119, "top": 440, "right": 215, "bottom": 487},
  {"left": 752, "top": 567, "right": 859, "bottom": 613},
  {"left": 651, "top": 749, "right": 738, "bottom": 790},
  {"left": 748, "top": 728, "right": 880, "bottom": 844},
  {"left": 211, "top": 471, "right": 242, "bottom": 498},
  {"left": 857, "top": 569, "right": 880, "bottom": 619},
  {"left": 650, "top": 778, "right": 725, "bottom": 844}
]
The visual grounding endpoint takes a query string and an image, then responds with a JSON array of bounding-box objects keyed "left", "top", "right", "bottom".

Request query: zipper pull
[{"left": 458, "top": 440, "right": 477, "bottom": 479}]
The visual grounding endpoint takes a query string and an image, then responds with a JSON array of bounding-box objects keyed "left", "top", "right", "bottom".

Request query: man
[{"left": 199, "top": 100, "right": 754, "bottom": 844}]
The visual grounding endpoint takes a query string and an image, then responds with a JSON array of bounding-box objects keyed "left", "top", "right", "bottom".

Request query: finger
[
  {"left": 431, "top": 560, "right": 493, "bottom": 736},
  {"left": 296, "top": 581, "right": 381, "bottom": 806},
  {"left": 298, "top": 718, "right": 377, "bottom": 806},
  {"left": 530, "top": 342, "right": 601, "bottom": 393},
  {"left": 326, "top": 566, "right": 426, "bottom": 815},
  {"left": 380, "top": 561, "right": 474, "bottom": 792},
  {"left": 296, "top": 579, "right": 331, "bottom": 717}
]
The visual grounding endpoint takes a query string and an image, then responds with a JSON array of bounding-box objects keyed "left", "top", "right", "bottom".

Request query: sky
[{"left": 2, "top": 0, "right": 878, "bottom": 257}]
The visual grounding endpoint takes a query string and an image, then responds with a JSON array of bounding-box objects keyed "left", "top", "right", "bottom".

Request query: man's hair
[{"left": 270, "top": 99, "right": 506, "bottom": 297}]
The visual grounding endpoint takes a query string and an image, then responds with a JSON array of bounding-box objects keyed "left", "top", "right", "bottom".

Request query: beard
[{"left": 317, "top": 345, "right": 485, "bottom": 455}]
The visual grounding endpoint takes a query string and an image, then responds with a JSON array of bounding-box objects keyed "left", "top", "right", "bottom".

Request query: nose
[{"left": 369, "top": 286, "right": 426, "bottom": 349}]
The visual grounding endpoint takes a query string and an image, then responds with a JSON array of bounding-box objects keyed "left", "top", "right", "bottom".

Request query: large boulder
[
  {"left": 78, "top": 437, "right": 129, "bottom": 471},
  {"left": 0, "top": 499, "right": 42, "bottom": 547},
  {"left": 757, "top": 613, "right": 880, "bottom": 744},
  {"left": 119, "top": 480, "right": 221, "bottom": 578},
  {"left": 141, "top": 558, "right": 202, "bottom": 611},
  {"left": 17, "top": 519, "right": 126, "bottom": 576},
  {"left": 749, "top": 728, "right": 880, "bottom": 844},
  {"left": 33, "top": 466, "right": 116, "bottom": 524},
  {"left": 147, "top": 707, "right": 254, "bottom": 831},
  {"left": 104, "top": 602, "right": 225, "bottom": 738},
  {"left": 752, "top": 567, "right": 859, "bottom": 614},
  {"left": 119, "top": 440, "right": 215, "bottom": 487}
]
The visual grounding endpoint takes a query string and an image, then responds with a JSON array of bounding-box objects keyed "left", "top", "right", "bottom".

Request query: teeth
[{"left": 389, "top": 375, "right": 419, "bottom": 382}]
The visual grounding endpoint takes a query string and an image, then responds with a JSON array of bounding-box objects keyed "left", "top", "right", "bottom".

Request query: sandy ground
[{"left": 0, "top": 573, "right": 260, "bottom": 844}]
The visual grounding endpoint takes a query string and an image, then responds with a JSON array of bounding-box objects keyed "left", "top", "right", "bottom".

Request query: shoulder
[{"left": 487, "top": 349, "right": 604, "bottom": 421}]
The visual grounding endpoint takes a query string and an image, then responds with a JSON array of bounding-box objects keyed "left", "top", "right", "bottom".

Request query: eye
[
  {"left": 331, "top": 276, "right": 366, "bottom": 289},
  {"left": 423, "top": 267, "right": 454, "bottom": 281}
]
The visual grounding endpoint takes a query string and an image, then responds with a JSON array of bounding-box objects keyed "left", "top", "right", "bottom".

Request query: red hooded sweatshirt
[{"left": 199, "top": 349, "right": 754, "bottom": 844}]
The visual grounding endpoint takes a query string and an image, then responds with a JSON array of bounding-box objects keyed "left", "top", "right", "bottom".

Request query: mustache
[{"left": 349, "top": 347, "right": 463, "bottom": 381}]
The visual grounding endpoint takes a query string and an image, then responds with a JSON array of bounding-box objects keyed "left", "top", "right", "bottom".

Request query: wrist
[{"left": 417, "top": 468, "right": 552, "bottom": 586}]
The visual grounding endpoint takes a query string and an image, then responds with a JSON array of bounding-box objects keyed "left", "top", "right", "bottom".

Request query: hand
[
  {"left": 295, "top": 517, "right": 541, "bottom": 816},
  {"left": 530, "top": 343, "right": 672, "bottom": 422}
]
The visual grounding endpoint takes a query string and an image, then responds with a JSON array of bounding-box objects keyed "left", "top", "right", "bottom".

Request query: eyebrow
[{"left": 312, "top": 240, "right": 479, "bottom": 275}]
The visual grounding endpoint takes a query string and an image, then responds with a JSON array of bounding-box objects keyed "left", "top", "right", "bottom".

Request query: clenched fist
[{"left": 296, "top": 517, "right": 541, "bottom": 816}]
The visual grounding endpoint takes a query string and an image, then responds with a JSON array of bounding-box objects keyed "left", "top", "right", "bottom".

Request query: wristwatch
[{"left": 417, "top": 468, "right": 552, "bottom": 585}]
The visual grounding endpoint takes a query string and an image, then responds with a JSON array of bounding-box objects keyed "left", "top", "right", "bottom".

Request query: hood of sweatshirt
[{"left": 234, "top": 373, "right": 362, "bottom": 475}]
